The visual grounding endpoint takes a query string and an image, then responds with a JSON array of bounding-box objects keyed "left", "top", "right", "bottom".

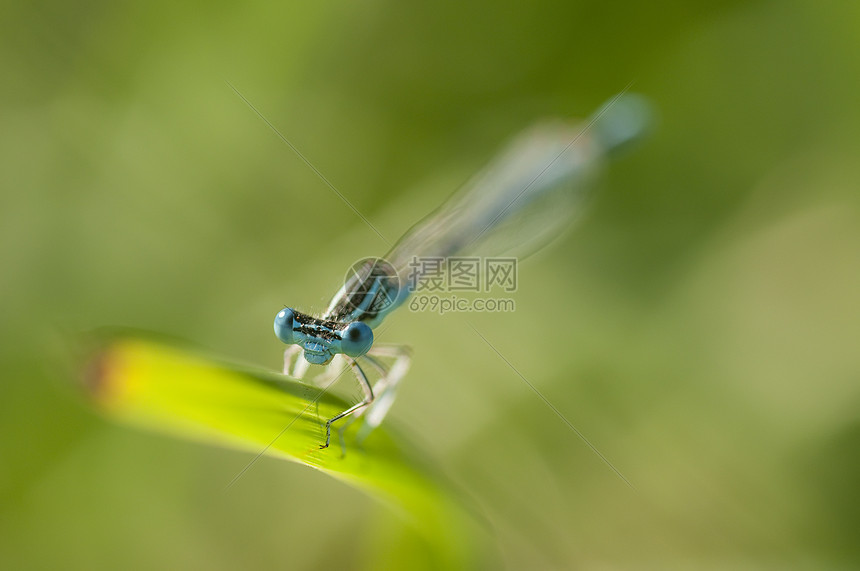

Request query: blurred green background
[{"left": 2, "top": 0, "right": 859, "bottom": 568}]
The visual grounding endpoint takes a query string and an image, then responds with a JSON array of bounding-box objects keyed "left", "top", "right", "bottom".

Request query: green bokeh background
[{"left": 2, "top": 0, "right": 859, "bottom": 568}]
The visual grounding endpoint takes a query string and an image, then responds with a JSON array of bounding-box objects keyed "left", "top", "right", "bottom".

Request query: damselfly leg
[
  {"left": 359, "top": 344, "right": 412, "bottom": 435},
  {"left": 329, "top": 344, "right": 413, "bottom": 451},
  {"left": 320, "top": 358, "right": 373, "bottom": 449},
  {"left": 286, "top": 344, "right": 411, "bottom": 451}
]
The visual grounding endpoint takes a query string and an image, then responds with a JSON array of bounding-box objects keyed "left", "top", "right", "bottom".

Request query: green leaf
[{"left": 81, "top": 332, "right": 476, "bottom": 565}]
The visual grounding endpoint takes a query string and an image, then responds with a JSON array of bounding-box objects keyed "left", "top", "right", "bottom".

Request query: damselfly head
[{"left": 274, "top": 308, "right": 373, "bottom": 364}]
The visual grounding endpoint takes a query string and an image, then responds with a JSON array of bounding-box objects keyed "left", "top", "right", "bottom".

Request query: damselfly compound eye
[
  {"left": 273, "top": 308, "right": 296, "bottom": 344},
  {"left": 340, "top": 321, "right": 373, "bottom": 357}
]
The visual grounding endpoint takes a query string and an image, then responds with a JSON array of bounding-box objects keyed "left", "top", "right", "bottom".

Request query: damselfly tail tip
[{"left": 590, "top": 93, "right": 655, "bottom": 156}]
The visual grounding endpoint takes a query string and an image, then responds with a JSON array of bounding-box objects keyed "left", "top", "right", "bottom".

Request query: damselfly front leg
[
  {"left": 330, "top": 344, "right": 413, "bottom": 450},
  {"left": 319, "top": 358, "right": 374, "bottom": 449},
  {"left": 282, "top": 344, "right": 307, "bottom": 378},
  {"left": 283, "top": 342, "right": 378, "bottom": 450},
  {"left": 359, "top": 344, "right": 412, "bottom": 435}
]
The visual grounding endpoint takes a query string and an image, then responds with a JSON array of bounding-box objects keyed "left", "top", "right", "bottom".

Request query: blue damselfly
[{"left": 274, "top": 93, "right": 652, "bottom": 448}]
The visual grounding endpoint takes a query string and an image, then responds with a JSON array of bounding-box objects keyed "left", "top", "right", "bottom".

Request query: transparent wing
[
  {"left": 385, "top": 93, "right": 652, "bottom": 282},
  {"left": 385, "top": 121, "right": 601, "bottom": 281}
]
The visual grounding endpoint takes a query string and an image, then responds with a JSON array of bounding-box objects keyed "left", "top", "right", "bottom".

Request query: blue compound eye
[
  {"left": 340, "top": 321, "right": 373, "bottom": 357},
  {"left": 273, "top": 308, "right": 296, "bottom": 344}
]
